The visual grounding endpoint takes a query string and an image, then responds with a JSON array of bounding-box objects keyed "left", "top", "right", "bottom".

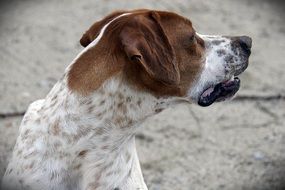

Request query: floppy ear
[
  {"left": 80, "top": 11, "right": 127, "bottom": 47},
  {"left": 119, "top": 12, "right": 180, "bottom": 85}
]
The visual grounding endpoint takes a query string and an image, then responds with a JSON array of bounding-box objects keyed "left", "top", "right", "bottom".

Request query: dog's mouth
[{"left": 198, "top": 77, "right": 240, "bottom": 107}]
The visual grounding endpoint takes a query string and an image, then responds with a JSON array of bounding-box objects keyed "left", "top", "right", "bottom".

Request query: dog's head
[{"left": 68, "top": 9, "right": 251, "bottom": 107}]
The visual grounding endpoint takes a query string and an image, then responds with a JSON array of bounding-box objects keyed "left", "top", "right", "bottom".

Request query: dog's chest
[{"left": 3, "top": 78, "right": 152, "bottom": 190}]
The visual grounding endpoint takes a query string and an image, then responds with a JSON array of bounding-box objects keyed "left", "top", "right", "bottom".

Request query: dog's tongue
[{"left": 201, "top": 87, "right": 214, "bottom": 97}]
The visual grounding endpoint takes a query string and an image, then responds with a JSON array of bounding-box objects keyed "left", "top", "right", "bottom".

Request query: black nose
[{"left": 238, "top": 36, "right": 252, "bottom": 55}]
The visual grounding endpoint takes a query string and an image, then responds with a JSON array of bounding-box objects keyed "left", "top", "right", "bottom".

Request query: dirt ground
[{"left": 0, "top": 0, "right": 285, "bottom": 189}]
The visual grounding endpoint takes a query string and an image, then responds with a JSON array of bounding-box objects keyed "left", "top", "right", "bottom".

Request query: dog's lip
[{"left": 198, "top": 77, "right": 240, "bottom": 107}]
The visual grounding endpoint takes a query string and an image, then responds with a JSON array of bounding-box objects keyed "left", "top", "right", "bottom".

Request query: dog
[{"left": 1, "top": 9, "right": 251, "bottom": 190}]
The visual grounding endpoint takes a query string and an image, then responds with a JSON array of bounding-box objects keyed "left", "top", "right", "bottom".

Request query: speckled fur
[{"left": 2, "top": 68, "right": 183, "bottom": 190}]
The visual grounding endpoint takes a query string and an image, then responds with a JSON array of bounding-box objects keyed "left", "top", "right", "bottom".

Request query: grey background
[{"left": 0, "top": 0, "right": 285, "bottom": 189}]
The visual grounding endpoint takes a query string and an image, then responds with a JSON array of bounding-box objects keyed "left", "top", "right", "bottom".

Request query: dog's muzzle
[{"left": 198, "top": 36, "right": 252, "bottom": 107}]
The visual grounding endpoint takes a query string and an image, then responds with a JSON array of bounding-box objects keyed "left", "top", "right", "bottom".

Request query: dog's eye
[
  {"left": 182, "top": 34, "right": 197, "bottom": 48},
  {"left": 189, "top": 34, "right": 197, "bottom": 44}
]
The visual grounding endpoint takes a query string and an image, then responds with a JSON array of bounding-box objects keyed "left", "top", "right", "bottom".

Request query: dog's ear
[
  {"left": 120, "top": 11, "right": 180, "bottom": 85},
  {"left": 80, "top": 11, "right": 126, "bottom": 47}
]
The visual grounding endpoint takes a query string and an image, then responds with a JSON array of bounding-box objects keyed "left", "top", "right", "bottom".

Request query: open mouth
[{"left": 198, "top": 77, "right": 240, "bottom": 107}]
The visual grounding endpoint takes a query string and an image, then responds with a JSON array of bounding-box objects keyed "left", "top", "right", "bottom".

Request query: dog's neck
[{"left": 44, "top": 73, "right": 172, "bottom": 189}]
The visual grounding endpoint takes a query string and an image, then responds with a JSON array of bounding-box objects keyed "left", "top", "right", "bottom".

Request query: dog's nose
[{"left": 237, "top": 36, "right": 252, "bottom": 55}]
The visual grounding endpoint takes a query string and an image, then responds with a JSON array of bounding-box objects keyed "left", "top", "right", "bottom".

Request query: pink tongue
[
  {"left": 201, "top": 87, "right": 214, "bottom": 98},
  {"left": 224, "top": 79, "right": 233, "bottom": 86}
]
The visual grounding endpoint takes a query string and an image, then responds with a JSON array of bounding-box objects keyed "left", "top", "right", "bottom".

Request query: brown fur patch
[{"left": 68, "top": 9, "right": 204, "bottom": 98}]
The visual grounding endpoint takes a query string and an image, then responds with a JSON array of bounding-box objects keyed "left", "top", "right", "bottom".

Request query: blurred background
[{"left": 0, "top": 0, "right": 285, "bottom": 189}]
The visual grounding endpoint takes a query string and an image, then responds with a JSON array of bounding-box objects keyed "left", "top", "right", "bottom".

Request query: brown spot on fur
[
  {"left": 127, "top": 120, "right": 134, "bottom": 127},
  {"left": 88, "top": 105, "right": 96, "bottom": 113},
  {"left": 51, "top": 94, "right": 58, "bottom": 101},
  {"left": 118, "top": 93, "right": 124, "bottom": 100},
  {"left": 117, "top": 102, "right": 123, "bottom": 108},
  {"left": 60, "top": 151, "right": 70, "bottom": 158},
  {"left": 42, "top": 115, "right": 48, "bottom": 122},
  {"left": 74, "top": 164, "right": 82, "bottom": 170},
  {"left": 155, "top": 108, "right": 163, "bottom": 113},
  {"left": 29, "top": 163, "right": 34, "bottom": 169},
  {"left": 23, "top": 151, "right": 38, "bottom": 159},
  {"left": 79, "top": 99, "right": 89, "bottom": 106},
  {"left": 87, "top": 182, "right": 100, "bottom": 190},
  {"left": 50, "top": 99, "right": 57, "bottom": 107},
  {"left": 94, "top": 127, "right": 105, "bottom": 135},
  {"left": 54, "top": 141, "right": 62, "bottom": 149},
  {"left": 126, "top": 97, "right": 131, "bottom": 102},
  {"left": 78, "top": 150, "right": 88, "bottom": 157},
  {"left": 99, "top": 100, "right": 105, "bottom": 106},
  {"left": 137, "top": 99, "right": 142, "bottom": 106},
  {"left": 115, "top": 116, "right": 125, "bottom": 126},
  {"left": 24, "top": 129, "right": 31, "bottom": 136},
  {"left": 96, "top": 112, "right": 103, "bottom": 118},
  {"left": 86, "top": 99, "right": 93, "bottom": 105},
  {"left": 51, "top": 118, "right": 60, "bottom": 135},
  {"left": 101, "top": 145, "right": 109, "bottom": 150}
]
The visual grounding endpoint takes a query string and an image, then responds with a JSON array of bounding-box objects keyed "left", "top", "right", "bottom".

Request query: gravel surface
[{"left": 0, "top": 0, "right": 285, "bottom": 189}]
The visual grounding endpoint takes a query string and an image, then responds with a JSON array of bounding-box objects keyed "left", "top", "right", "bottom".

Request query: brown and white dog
[{"left": 2, "top": 9, "right": 251, "bottom": 190}]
